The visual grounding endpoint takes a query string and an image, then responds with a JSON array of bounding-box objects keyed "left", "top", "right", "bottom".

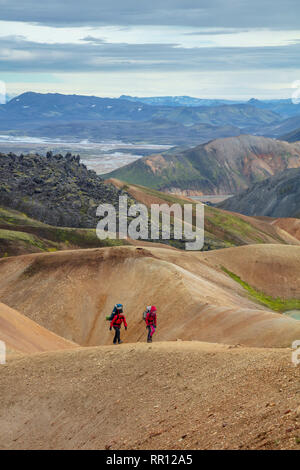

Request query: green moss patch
[
  {"left": 0, "top": 229, "right": 48, "bottom": 251},
  {"left": 0, "top": 207, "right": 46, "bottom": 227},
  {"left": 221, "top": 266, "right": 300, "bottom": 313}
]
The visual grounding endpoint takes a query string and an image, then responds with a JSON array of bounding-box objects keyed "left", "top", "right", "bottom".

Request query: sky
[{"left": 0, "top": 0, "right": 300, "bottom": 100}]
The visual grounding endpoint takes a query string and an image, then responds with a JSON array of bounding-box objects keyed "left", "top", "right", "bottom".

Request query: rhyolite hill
[{"left": 105, "top": 135, "right": 300, "bottom": 195}]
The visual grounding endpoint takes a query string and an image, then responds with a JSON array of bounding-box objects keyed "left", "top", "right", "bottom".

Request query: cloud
[
  {"left": 183, "top": 29, "right": 251, "bottom": 36},
  {"left": 0, "top": 0, "right": 299, "bottom": 29},
  {"left": 81, "top": 36, "right": 106, "bottom": 44},
  {"left": 0, "top": 35, "right": 300, "bottom": 73},
  {"left": 1, "top": 1, "right": 299, "bottom": 99}
]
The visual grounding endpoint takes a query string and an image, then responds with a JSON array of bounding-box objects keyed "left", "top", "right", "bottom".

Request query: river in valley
[{"left": 0, "top": 135, "right": 171, "bottom": 175}]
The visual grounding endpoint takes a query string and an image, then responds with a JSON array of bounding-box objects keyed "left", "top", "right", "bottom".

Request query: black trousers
[
  {"left": 147, "top": 325, "right": 155, "bottom": 341},
  {"left": 113, "top": 326, "right": 121, "bottom": 344}
]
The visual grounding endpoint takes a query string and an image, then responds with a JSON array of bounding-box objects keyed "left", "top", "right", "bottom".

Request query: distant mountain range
[
  {"left": 0, "top": 92, "right": 279, "bottom": 128},
  {"left": 218, "top": 167, "right": 300, "bottom": 218},
  {"left": 119, "top": 95, "right": 240, "bottom": 107},
  {"left": 0, "top": 92, "right": 283, "bottom": 144},
  {"left": 121, "top": 95, "right": 300, "bottom": 118},
  {"left": 1, "top": 92, "right": 300, "bottom": 146},
  {"left": 257, "top": 115, "right": 300, "bottom": 139},
  {"left": 246, "top": 98, "right": 300, "bottom": 119},
  {"left": 105, "top": 135, "right": 300, "bottom": 195}
]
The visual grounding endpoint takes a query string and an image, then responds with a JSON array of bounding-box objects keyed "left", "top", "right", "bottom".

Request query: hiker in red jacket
[
  {"left": 110, "top": 311, "right": 127, "bottom": 344},
  {"left": 145, "top": 306, "right": 157, "bottom": 343}
]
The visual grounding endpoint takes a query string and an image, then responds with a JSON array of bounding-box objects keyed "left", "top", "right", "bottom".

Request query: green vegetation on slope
[
  {"left": 205, "top": 206, "right": 274, "bottom": 245},
  {"left": 119, "top": 183, "right": 230, "bottom": 250},
  {"left": 0, "top": 207, "right": 46, "bottom": 227},
  {"left": 118, "top": 182, "right": 288, "bottom": 249},
  {"left": 106, "top": 153, "right": 212, "bottom": 191},
  {"left": 0, "top": 229, "right": 51, "bottom": 251},
  {"left": 222, "top": 267, "right": 300, "bottom": 313},
  {"left": 0, "top": 206, "right": 128, "bottom": 258}
]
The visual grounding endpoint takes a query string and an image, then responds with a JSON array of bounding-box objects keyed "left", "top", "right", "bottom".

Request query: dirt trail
[
  {"left": 0, "top": 341, "right": 299, "bottom": 450},
  {"left": 0, "top": 245, "right": 299, "bottom": 348}
]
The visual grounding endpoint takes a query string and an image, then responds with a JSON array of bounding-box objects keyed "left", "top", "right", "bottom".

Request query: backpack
[
  {"left": 147, "top": 311, "right": 156, "bottom": 325},
  {"left": 106, "top": 304, "right": 123, "bottom": 321},
  {"left": 143, "top": 306, "right": 152, "bottom": 321}
]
